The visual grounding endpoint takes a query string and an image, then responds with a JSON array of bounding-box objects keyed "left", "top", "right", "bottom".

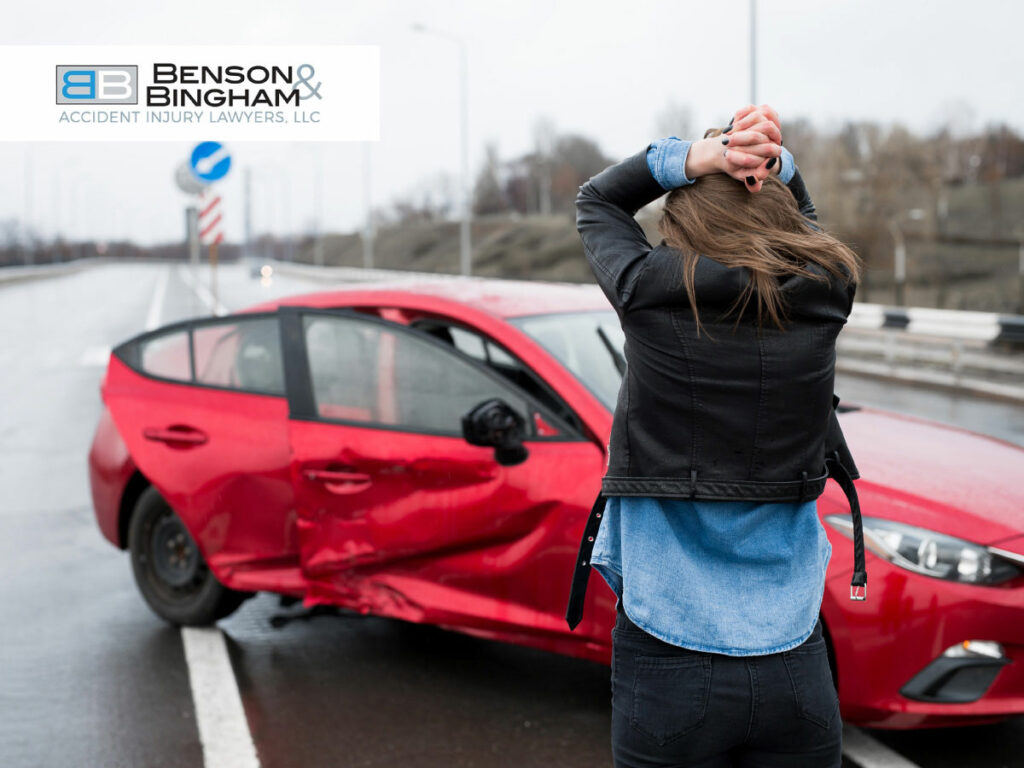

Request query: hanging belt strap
[
  {"left": 826, "top": 451, "right": 868, "bottom": 601},
  {"left": 565, "top": 491, "right": 607, "bottom": 630}
]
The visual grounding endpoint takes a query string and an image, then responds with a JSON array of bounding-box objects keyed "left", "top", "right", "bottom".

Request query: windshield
[{"left": 509, "top": 310, "right": 624, "bottom": 411}]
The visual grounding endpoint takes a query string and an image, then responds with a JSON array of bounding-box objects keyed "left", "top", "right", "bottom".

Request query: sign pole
[
  {"left": 209, "top": 239, "right": 219, "bottom": 311},
  {"left": 185, "top": 205, "right": 200, "bottom": 316},
  {"left": 197, "top": 189, "right": 224, "bottom": 316},
  {"left": 181, "top": 141, "right": 232, "bottom": 316}
]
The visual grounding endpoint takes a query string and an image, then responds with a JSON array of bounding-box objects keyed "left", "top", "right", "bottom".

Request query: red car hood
[{"left": 839, "top": 406, "right": 1024, "bottom": 545}]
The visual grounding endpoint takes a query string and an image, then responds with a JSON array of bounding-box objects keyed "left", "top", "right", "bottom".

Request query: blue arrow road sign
[{"left": 190, "top": 141, "right": 232, "bottom": 183}]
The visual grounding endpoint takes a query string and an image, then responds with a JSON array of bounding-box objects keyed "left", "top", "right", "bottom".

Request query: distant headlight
[
  {"left": 825, "top": 515, "right": 1023, "bottom": 585},
  {"left": 260, "top": 265, "right": 274, "bottom": 278}
]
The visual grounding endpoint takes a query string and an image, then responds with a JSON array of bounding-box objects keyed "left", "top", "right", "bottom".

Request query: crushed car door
[
  {"left": 103, "top": 313, "right": 300, "bottom": 593},
  {"left": 282, "top": 307, "right": 606, "bottom": 636}
]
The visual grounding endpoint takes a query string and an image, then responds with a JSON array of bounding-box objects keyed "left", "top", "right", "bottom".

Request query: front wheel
[{"left": 128, "top": 486, "right": 250, "bottom": 625}]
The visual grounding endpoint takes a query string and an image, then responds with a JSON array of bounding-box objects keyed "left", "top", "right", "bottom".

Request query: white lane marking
[
  {"left": 181, "top": 627, "right": 261, "bottom": 768},
  {"left": 146, "top": 266, "right": 170, "bottom": 330},
  {"left": 842, "top": 724, "right": 924, "bottom": 768},
  {"left": 178, "top": 264, "right": 229, "bottom": 316},
  {"left": 78, "top": 345, "right": 111, "bottom": 366}
]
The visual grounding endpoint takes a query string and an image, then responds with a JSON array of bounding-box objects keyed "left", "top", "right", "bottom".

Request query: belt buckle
[{"left": 850, "top": 584, "right": 867, "bottom": 601}]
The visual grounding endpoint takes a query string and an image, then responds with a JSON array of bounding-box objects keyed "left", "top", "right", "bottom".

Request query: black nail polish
[
  {"left": 746, "top": 176, "right": 756, "bottom": 185},
  {"left": 728, "top": 116, "right": 734, "bottom": 126},
  {"left": 721, "top": 137, "right": 729, "bottom": 145},
  {"left": 765, "top": 157, "right": 776, "bottom": 170}
]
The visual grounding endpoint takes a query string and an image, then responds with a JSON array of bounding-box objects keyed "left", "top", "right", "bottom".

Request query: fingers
[
  {"left": 723, "top": 125, "right": 782, "bottom": 151},
  {"left": 746, "top": 162, "right": 773, "bottom": 193},
  {"left": 728, "top": 104, "right": 758, "bottom": 128},
  {"left": 722, "top": 157, "right": 773, "bottom": 193},
  {"left": 722, "top": 148, "right": 766, "bottom": 168},
  {"left": 755, "top": 103, "right": 780, "bottom": 132},
  {"left": 726, "top": 105, "right": 781, "bottom": 138},
  {"left": 722, "top": 103, "right": 782, "bottom": 193},
  {"left": 733, "top": 118, "right": 778, "bottom": 145}
]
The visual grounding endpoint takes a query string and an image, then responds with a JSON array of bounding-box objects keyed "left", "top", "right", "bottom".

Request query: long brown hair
[{"left": 658, "top": 126, "right": 862, "bottom": 335}]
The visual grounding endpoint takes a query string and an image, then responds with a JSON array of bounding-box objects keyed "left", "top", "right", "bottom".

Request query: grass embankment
[{"left": 299, "top": 177, "right": 1024, "bottom": 313}]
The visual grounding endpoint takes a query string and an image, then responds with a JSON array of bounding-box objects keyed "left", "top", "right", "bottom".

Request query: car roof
[{"left": 252, "top": 274, "right": 612, "bottom": 319}]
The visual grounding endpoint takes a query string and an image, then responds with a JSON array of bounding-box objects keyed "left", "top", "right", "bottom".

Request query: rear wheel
[{"left": 128, "top": 486, "right": 250, "bottom": 625}]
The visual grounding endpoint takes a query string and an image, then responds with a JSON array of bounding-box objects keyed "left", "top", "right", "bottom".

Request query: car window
[
  {"left": 138, "top": 329, "right": 191, "bottom": 382},
  {"left": 510, "top": 310, "right": 624, "bottom": 411},
  {"left": 449, "top": 326, "right": 487, "bottom": 360},
  {"left": 409, "top": 318, "right": 582, "bottom": 434},
  {"left": 303, "top": 313, "right": 536, "bottom": 437},
  {"left": 192, "top": 317, "right": 285, "bottom": 395}
]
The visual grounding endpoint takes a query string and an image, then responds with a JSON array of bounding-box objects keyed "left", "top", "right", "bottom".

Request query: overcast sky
[{"left": 2, "top": 0, "right": 1021, "bottom": 246}]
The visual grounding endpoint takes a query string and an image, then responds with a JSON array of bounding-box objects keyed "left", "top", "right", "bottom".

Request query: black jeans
[{"left": 610, "top": 603, "right": 842, "bottom": 768}]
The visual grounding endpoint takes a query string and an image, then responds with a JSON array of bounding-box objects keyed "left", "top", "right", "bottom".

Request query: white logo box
[{"left": 0, "top": 45, "right": 379, "bottom": 142}]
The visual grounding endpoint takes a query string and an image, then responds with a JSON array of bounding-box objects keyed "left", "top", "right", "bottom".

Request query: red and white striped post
[{"left": 198, "top": 189, "right": 224, "bottom": 311}]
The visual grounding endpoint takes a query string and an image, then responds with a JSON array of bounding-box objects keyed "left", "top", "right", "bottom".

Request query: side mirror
[{"left": 461, "top": 398, "right": 529, "bottom": 466}]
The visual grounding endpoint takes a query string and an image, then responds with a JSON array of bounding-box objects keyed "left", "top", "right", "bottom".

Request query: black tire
[{"left": 128, "top": 485, "right": 250, "bottom": 625}]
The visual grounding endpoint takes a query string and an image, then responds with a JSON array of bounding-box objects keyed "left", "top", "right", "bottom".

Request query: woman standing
[{"left": 568, "top": 104, "right": 866, "bottom": 767}]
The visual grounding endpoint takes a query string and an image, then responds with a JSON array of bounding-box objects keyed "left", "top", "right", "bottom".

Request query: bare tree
[{"left": 473, "top": 142, "right": 508, "bottom": 216}]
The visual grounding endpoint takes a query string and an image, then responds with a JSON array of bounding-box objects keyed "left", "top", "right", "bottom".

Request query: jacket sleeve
[
  {"left": 575, "top": 146, "right": 668, "bottom": 316},
  {"left": 774, "top": 146, "right": 820, "bottom": 233},
  {"left": 786, "top": 168, "right": 819, "bottom": 226},
  {"left": 785, "top": 157, "right": 858, "bottom": 314}
]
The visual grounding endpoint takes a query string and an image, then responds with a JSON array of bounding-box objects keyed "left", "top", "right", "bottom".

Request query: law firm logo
[{"left": 56, "top": 65, "right": 137, "bottom": 104}]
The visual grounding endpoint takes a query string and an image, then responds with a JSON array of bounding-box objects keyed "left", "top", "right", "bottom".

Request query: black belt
[{"left": 565, "top": 454, "right": 867, "bottom": 631}]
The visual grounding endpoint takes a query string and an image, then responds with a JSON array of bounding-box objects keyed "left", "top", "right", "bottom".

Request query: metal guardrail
[
  {"left": 266, "top": 258, "right": 519, "bottom": 285},
  {"left": 837, "top": 328, "right": 1024, "bottom": 402},
  {"left": 849, "top": 303, "right": 1024, "bottom": 344},
  {"left": 0, "top": 258, "right": 106, "bottom": 285}
]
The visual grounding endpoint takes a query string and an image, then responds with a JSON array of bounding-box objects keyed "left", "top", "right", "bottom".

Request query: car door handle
[
  {"left": 304, "top": 469, "right": 373, "bottom": 493},
  {"left": 143, "top": 426, "right": 208, "bottom": 446},
  {"left": 305, "top": 469, "right": 372, "bottom": 483}
]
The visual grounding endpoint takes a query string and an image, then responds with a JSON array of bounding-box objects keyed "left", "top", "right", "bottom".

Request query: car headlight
[{"left": 825, "top": 515, "right": 1023, "bottom": 585}]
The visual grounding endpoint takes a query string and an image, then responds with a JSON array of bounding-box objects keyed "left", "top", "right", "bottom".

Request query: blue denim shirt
[{"left": 589, "top": 137, "right": 829, "bottom": 656}]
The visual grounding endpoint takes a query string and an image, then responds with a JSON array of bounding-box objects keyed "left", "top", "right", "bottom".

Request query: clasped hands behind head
[{"left": 713, "top": 103, "right": 783, "bottom": 194}]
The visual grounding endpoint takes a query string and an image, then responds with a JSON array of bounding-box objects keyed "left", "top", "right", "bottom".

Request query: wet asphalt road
[{"left": 1, "top": 261, "right": 1022, "bottom": 768}]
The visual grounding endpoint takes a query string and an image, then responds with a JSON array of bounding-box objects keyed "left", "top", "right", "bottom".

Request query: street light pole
[
  {"left": 311, "top": 147, "right": 324, "bottom": 267},
  {"left": 458, "top": 38, "right": 470, "bottom": 277},
  {"left": 412, "top": 22, "right": 472, "bottom": 276},
  {"left": 749, "top": 0, "right": 757, "bottom": 104},
  {"left": 888, "top": 217, "right": 914, "bottom": 307},
  {"left": 362, "top": 142, "right": 375, "bottom": 270},
  {"left": 1016, "top": 229, "right": 1024, "bottom": 315},
  {"left": 23, "top": 149, "right": 34, "bottom": 265}
]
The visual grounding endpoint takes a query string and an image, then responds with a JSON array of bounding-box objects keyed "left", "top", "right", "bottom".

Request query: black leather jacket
[
  {"left": 578, "top": 146, "right": 857, "bottom": 499},
  {"left": 565, "top": 146, "right": 867, "bottom": 629}
]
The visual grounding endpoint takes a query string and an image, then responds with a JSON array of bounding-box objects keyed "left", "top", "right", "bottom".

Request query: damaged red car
[{"left": 89, "top": 277, "right": 1024, "bottom": 729}]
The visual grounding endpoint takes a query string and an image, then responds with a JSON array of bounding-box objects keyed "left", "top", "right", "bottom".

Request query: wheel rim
[{"left": 145, "top": 509, "right": 207, "bottom": 596}]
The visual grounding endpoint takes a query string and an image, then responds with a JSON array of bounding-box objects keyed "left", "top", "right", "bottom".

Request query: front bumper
[{"left": 823, "top": 534, "right": 1024, "bottom": 729}]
